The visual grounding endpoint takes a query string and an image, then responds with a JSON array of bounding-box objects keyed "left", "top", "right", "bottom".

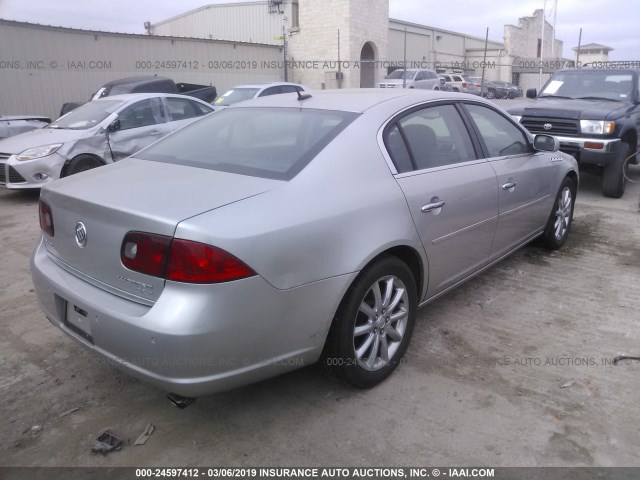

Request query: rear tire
[
  {"left": 602, "top": 142, "right": 630, "bottom": 198},
  {"left": 541, "top": 176, "right": 576, "bottom": 250},
  {"left": 322, "top": 256, "right": 417, "bottom": 389},
  {"left": 486, "top": 89, "right": 496, "bottom": 99},
  {"left": 64, "top": 154, "right": 104, "bottom": 177}
]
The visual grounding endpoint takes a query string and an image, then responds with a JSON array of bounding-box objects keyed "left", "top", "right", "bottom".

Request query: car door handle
[
  {"left": 149, "top": 130, "right": 162, "bottom": 136},
  {"left": 502, "top": 182, "right": 517, "bottom": 190},
  {"left": 421, "top": 200, "right": 445, "bottom": 213}
]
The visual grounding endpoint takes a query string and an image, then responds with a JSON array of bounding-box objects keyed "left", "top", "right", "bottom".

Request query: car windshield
[
  {"left": 385, "top": 70, "right": 416, "bottom": 80},
  {"left": 49, "top": 100, "right": 123, "bottom": 130},
  {"left": 540, "top": 71, "right": 633, "bottom": 101},
  {"left": 136, "top": 107, "right": 358, "bottom": 180},
  {"left": 214, "top": 88, "right": 261, "bottom": 106}
]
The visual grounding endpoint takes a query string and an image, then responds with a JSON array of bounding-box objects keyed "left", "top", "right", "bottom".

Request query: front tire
[
  {"left": 322, "top": 256, "right": 417, "bottom": 388},
  {"left": 63, "top": 154, "right": 104, "bottom": 177},
  {"left": 541, "top": 176, "right": 576, "bottom": 250},
  {"left": 602, "top": 142, "right": 630, "bottom": 198},
  {"left": 486, "top": 89, "right": 496, "bottom": 99}
]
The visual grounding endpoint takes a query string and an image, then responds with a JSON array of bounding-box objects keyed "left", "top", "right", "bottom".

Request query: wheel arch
[
  {"left": 566, "top": 169, "right": 579, "bottom": 190},
  {"left": 60, "top": 153, "right": 105, "bottom": 178},
  {"left": 349, "top": 244, "right": 426, "bottom": 307},
  {"left": 620, "top": 128, "right": 637, "bottom": 152}
]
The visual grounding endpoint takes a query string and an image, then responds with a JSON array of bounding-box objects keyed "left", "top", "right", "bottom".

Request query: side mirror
[
  {"left": 107, "top": 119, "right": 120, "bottom": 132},
  {"left": 526, "top": 88, "right": 537, "bottom": 99},
  {"left": 533, "top": 134, "right": 559, "bottom": 152}
]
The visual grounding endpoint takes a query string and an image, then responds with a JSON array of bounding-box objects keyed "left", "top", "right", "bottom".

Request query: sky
[{"left": 0, "top": 0, "right": 637, "bottom": 60}]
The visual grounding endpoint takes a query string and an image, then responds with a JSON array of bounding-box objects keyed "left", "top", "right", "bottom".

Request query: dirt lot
[{"left": 1, "top": 165, "right": 639, "bottom": 468}]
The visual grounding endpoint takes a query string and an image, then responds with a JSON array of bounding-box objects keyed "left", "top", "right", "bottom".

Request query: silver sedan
[
  {"left": 0, "top": 93, "right": 213, "bottom": 189},
  {"left": 31, "top": 89, "right": 578, "bottom": 399}
]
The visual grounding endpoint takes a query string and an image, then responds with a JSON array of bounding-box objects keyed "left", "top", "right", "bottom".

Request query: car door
[
  {"left": 163, "top": 97, "right": 213, "bottom": 131},
  {"left": 107, "top": 97, "right": 168, "bottom": 161},
  {"left": 384, "top": 102, "right": 499, "bottom": 298},
  {"left": 461, "top": 103, "right": 554, "bottom": 259},
  {"left": 413, "top": 71, "right": 427, "bottom": 89}
]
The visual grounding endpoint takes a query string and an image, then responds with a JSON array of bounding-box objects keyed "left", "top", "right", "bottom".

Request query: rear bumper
[
  {"left": 31, "top": 238, "right": 355, "bottom": 397},
  {"left": 555, "top": 136, "right": 620, "bottom": 165}
]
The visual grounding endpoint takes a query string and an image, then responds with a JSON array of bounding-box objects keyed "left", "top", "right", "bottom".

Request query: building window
[
  {"left": 537, "top": 39, "right": 542, "bottom": 58},
  {"left": 291, "top": 0, "right": 299, "bottom": 29}
]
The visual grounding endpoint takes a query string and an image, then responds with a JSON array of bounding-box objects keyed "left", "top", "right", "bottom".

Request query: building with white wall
[
  {"left": 573, "top": 43, "right": 613, "bottom": 66},
  {"left": 149, "top": 1, "right": 574, "bottom": 90}
]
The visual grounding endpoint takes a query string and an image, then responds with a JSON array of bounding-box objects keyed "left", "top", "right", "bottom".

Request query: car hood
[
  {"left": 0, "top": 127, "right": 87, "bottom": 154},
  {"left": 507, "top": 98, "right": 631, "bottom": 120},
  {"left": 40, "top": 158, "right": 281, "bottom": 302}
]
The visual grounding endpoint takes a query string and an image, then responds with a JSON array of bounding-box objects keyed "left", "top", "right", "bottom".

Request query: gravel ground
[{"left": 1, "top": 162, "right": 639, "bottom": 468}]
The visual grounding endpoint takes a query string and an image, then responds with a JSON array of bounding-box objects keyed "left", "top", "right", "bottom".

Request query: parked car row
[
  {"left": 0, "top": 80, "right": 309, "bottom": 189},
  {"left": 378, "top": 69, "right": 442, "bottom": 90}
]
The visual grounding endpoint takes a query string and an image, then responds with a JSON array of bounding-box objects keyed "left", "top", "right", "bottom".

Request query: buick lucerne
[{"left": 31, "top": 90, "right": 578, "bottom": 398}]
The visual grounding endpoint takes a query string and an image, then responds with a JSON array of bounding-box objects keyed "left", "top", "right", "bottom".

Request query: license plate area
[{"left": 64, "top": 301, "right": 94, "bottom": 344}]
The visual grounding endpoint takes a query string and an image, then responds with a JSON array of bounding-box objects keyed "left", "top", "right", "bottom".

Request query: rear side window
[
  {"left": 165, "top": 97, "right": 212, "bottom": 121},
  {"left": 137, "top": 107, "right": 358, "bottom": 180},
  {"left": 384, "top": 104, "right": 476, "bottom": 172}
]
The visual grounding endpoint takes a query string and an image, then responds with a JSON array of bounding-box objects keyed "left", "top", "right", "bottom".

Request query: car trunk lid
[{"left": 40, "top": 158, "right": 280, "bottom": 303}]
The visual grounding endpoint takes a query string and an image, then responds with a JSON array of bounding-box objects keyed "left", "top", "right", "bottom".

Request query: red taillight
[
  {"left": 462, "top": 82, "right": 467, "bottom": 88},
  {"left": 39, "top": 199, "right": 54, "bottom": 237},
  {"left": 120, "top": 232, "right": 256, "bottom": 284},
  {"left": 121, "top": 232, "right": 171, "bottom": 277},
  {"left": 166, "top": 239, "right": 256, "bottom": 283}
]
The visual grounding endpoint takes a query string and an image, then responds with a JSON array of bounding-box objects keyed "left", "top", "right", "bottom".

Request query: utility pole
[
  {"left": 337, "top": 29, "right": 342, "bottom": 89},
  {"left": 576, "top": 28, "right": 583, "bottom": 67},
  {"left": 283, "top": 25, "right": 288, "bottom": 82},
  {"left": 539, "top": 0, "right": 547, "bottom": 89},
  {"left": 551, "top": 0, "right": 558, "bottom": 58},
  {"left": 481, "top": 27, "right": 488, "bottom": 91},
  {"left": 403, "top": 28, "right": 407, "bottom": 88}
]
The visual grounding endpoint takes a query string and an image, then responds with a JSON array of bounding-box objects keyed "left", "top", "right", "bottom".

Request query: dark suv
[{"left": 507, "top": 69, "right": 639, "bottom": 198}]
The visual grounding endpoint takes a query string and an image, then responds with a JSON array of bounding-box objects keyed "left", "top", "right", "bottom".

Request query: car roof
[
  {"left": 94, "top": 93, "right": 212, "bottom": 104},
  {"left": 227, "top": 88, "right": 486, "bottom": 113},
  {"left": 230, "top": 82, "right": 306, "bottom": 89},
  {"left": 101, "top": 76, "right": 171, "bottom": 87}
]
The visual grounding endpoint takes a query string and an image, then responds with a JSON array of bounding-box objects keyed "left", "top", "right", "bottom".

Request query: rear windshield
[{"left": 136, "top": 107, "right": 359, "bottom": 180}]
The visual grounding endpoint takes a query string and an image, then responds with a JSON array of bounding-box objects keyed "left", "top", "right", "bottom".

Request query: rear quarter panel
[{"left": 173, "top": 116, "right": 426, "bottom": 294}]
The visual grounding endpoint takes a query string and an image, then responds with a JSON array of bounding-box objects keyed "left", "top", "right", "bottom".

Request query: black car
[
  {"left": 483, "top": 80, "right": 523, "bottom": 99},
  {"left": 507, "top": 68, "right": 639, "bottom": 198}
]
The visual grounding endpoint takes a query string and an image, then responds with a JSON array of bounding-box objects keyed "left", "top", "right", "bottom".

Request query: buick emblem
[
  {"left": 75, "top": 222, "right": 87, "bottom": 248},
  {"left": 543, "top": 123, "right": 553, "bottom": 130}
]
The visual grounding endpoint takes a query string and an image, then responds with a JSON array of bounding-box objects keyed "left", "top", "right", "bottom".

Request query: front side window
[
  {"left": 137, "top": 107, "right": 358, "bottom": 180},
  {"left": 464, "top": 104, "right": 531, "bottom": 158},
  {"left": 117, "top": 98, "right": 165, "bottom": 130}
]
